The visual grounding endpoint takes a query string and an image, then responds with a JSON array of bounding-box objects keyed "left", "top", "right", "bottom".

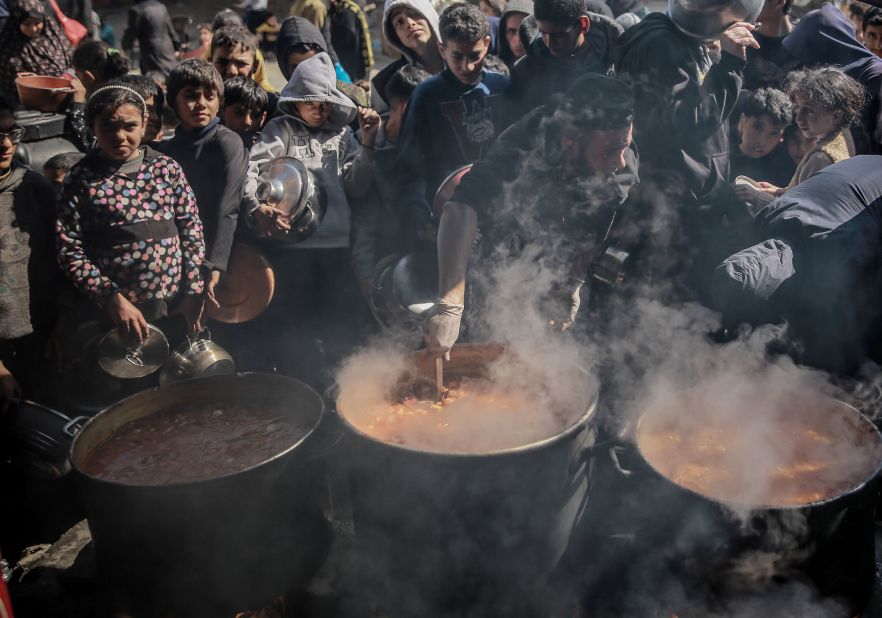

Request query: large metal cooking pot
[
  {"left": 335, "top": 343, "right": 599, "bottom": 616},
  {"left": 1, "top": 400, "right": 86, "bottom": 479},
  {"left": 69, "top": 373, "right": 330, "bottom": 616},
  {"left": 256, "top": 157, "right": 327, "bottom": 243},
  {"left": 667, "top": 0, "right": 763, "bottom": 40},
  {"left": 629, "top": 389, "right": 882, "bottom": 613}
]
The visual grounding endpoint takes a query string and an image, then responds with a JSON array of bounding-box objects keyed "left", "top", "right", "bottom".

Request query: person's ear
[
  {"left": 578, "top": 15, "right": 590, "bottom": 34},
  {"left": 438, "top": 41, "right": 446, "bottom": 57},
  {"left": 141, "top": 115, "right": 148, "bottom": 138},
  {"left": 259, "top": 111, "right": 268, "bottom": 127},
  {"left": 482, "top": 35, "right": 491, "bottom": 51},
  {"left": 737, "top": 115, "right": 745, "bottom": 135}
]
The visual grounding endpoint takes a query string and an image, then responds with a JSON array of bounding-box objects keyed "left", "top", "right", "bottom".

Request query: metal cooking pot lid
[
  {"left": 207, "top": 242, "right": 276, "bottom": 324},
  {"left": 97, "top": 324, "right": 169, "bottom": 379},
  {"left": 256, "top": 156, "right": 310, "bottom": 221},
  {"left": 392, "top": 252, "right": 439, "bottom": 316}
]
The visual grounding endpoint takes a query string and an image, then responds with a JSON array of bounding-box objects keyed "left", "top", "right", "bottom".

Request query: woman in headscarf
[{"left": 0, "top": 0, "right": 73, "bottom": 105}]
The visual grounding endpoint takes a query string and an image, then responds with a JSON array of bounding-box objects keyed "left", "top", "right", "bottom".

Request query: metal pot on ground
[
  {"left": 68, "top": 373, "right": 330, "bottom": 617},
  {"left": 335, "top": 343, "right": 600, "bottom": 616}
]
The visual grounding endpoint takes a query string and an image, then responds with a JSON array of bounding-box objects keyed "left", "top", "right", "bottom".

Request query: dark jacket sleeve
[
  {"left": 205, "top": 131, "right": 247, "bottom": 272},
  {"left": 64, "top": 102, "right": 91, "bottom": 153},
  {"left": 636, "top": 51, "right": 743, "bottom": 147},
  {"left": 20, "top": 171, "right": 62, "bottom": 332},
  {"left": 393, "top": 85, "right": 433, "bottom": 231}
]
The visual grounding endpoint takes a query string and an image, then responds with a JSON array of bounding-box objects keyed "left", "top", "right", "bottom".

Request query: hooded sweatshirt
[
  {"left": 395, "top": 68, "right": 511, "bottom": 231},
  {"left": 783, "top": 4, "right": 882, "bottom": 154},
  {"left": 498, "top": 0, "right": 533, "bottom": 68},
  {"left": 244, "top": 52, "right": 374, "bottom": 249},
  {"left": 275, "top": 16, "right": 366, "bottom": 108},
  {"left": 371, "top": 0, "right": 441, "bottom": 107},
  {"left": 508, "top": 12, "right": 621, "bottom": 115},
  {"left": 616, "top": 12, "right": 744, "bottom": 211}
]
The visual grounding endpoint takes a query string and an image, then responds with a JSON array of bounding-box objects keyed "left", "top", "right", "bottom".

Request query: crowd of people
[
  {"left": 0, "top": 0, "right": 880, "bottom": 397},
  {"left": 0, "top": 0, "right": 881, "bottom": 497}
]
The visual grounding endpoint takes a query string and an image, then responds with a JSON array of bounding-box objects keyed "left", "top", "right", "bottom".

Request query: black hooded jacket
[
  {"left": 783, "top": 4, "right": 882, "bottom": 154},
  {"left": 498, "top": 0, "right": 533, "bottom": 68},
  {"left": 615, "top": 13, "right": 743, "bottom": 211},
  {"left": 276, "top": 16, "right": 337, "bottom": 77}
]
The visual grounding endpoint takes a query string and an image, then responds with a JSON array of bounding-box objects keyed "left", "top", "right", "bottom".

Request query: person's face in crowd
[
  {"left": 143, "top": 94, "right": 163, "bottom": 142},
  {"left": 390, "top": 7, "right": 433, "bottom": 52},
  {"left": 93, "top": 104, "right": 146, "bottom": 162},
  {"left": 285, "top": 48, "right": 319, "bottom": 80},
  {"left": 385, "top": 97, "right": 408, "bottom": 143},
  {"left": 295, "top": 101, "right": 330, "bottom": 128},
  {"left": 213, "top": 44, "right": 256, "bottom": 81},
  {"left": 0, "top": 111, "right": 22, "bottom": 172},
  {"left": 20, "top": 16, "right": 44, "bottom": 39},
  {"left": 222, "top": 103, "right": 266, "bottom": 135},
  {"left": 537, "top": 16, "right": 589, "bottom": 58},
  {"left": 479, "top": 0, "right": 498, "bottom": 18},
  {"left": 865, "top": 24, "right": 882, "bottom": 57},
  {"left": 176, "top": 85, "right": 221, "bottom": 130},
  {"left": 439, "top": 36, "right": 491, "bottom": 85},
  {"left": 793, "top": 94, "right": 842, "bottom": 142},
  {"left": 199, "top": 27, "right": 213, "bottom": 49},
  {"left": 785, "top": 126, "right": 814, "bottom": 163},
  {"left": 505, "top": 13, "right": 527, "bottom": 59},
  {"left": 738, "top": 113, "right": 787, "bottom": 158},
  {"left": 561, "top": 124, "right": 633, "bottom": 179}
]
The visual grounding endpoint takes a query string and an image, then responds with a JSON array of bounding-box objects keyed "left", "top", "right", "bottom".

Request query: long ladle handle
[{"left": 434, "top": 356, "right": 445, "bottom": 402}]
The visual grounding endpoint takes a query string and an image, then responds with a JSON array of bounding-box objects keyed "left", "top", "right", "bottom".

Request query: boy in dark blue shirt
[
  {"left": 729, "top": 88, "right": 795, "bottom": 188},
  {"left": 395, "top": 2, "right": 509, "bottom": 236}
]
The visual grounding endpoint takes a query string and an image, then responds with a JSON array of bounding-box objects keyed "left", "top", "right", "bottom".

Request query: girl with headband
[{"left": 55, "top": 83, "right": 207, "bottom": 345}]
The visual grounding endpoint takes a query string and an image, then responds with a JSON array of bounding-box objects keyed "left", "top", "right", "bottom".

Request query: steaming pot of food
[
  {"left": 256, "top": 157, "right": 327, "bottom": 243},
  {"left": 335, "top": 343, "right": 599, "bottom": 614},
  {"left": 631, "top": 385, "right": 882, "bottom": 608},
  {"left": 667, "top": 0, "right": 763, "bottom": 40},
  {"left": 68, "top": 373, "right": 330, "bottom": 616}
]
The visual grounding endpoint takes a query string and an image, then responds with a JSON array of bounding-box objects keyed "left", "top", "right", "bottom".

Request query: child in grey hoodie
[
  {"left": 241, "top": 51, "right": 380, "bottom": 384},
  {"left": 244, "top": 51, "right": 379, "bottom": 247}
]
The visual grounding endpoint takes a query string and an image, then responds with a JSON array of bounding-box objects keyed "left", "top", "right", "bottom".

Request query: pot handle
[
  {"left": 187, "top": 327, "right": 212, "bottom": 350},
  {"left": 62, "top": 416, "right": 89, "bottom": 439}
]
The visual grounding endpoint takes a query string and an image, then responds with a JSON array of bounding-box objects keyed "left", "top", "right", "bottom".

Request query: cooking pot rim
[
  {"left": 68, "top": 372, "right": 325, "bottom": 489},
  {"left": 335, "top": 346, "right": 600, "bottom": 458},
  {"left": 634, "top": 397, "right": 882, "bottom": 511}
]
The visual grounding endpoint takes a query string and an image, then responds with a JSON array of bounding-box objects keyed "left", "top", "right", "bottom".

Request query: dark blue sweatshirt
[{"left": 395, "top": 68, "right": 510, "bottom": 231}]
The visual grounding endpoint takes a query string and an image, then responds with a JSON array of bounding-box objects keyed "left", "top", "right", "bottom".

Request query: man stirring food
[{"left": 423, "top": 74, "right": 639, "bottom": 357}]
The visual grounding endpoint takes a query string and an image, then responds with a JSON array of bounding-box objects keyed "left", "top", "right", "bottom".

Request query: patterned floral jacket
[{"left": 56, "top": 147, "right": 205, "bottom": 306}]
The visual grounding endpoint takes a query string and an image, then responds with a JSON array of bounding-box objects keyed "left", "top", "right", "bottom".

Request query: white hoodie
[{"left": 382, "top": 0, "right": 441, "bottom": 65}]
